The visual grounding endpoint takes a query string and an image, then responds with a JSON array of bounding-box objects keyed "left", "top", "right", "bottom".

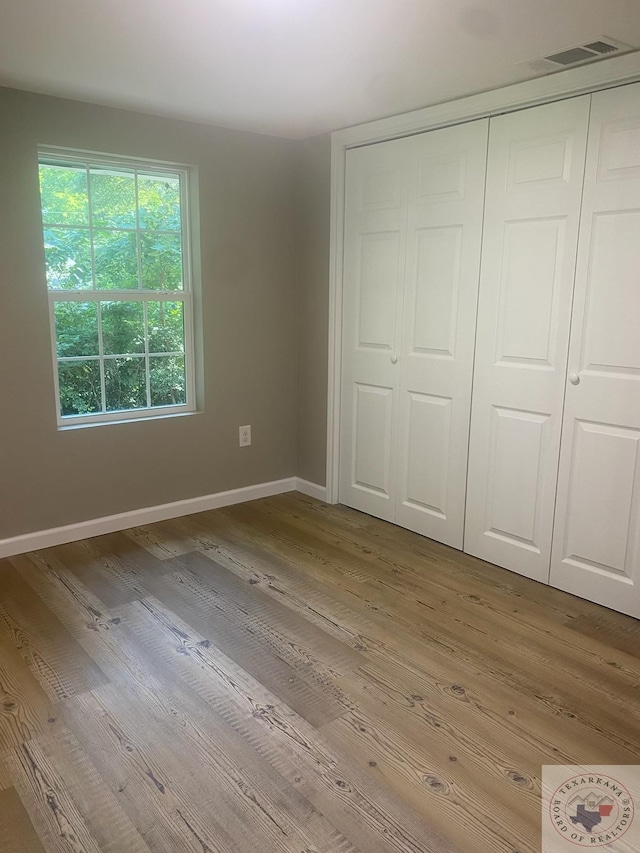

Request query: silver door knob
[
  {"left": 391, "top": 354, "right": 398, "bottom": 364},
  {"left": 569, "top": 371, "right": 580, "bottom": 385}
]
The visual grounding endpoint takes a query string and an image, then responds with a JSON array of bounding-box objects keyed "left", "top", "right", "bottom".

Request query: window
[{"left": 38, "top": 148, "right": 196, "bottom": 426}]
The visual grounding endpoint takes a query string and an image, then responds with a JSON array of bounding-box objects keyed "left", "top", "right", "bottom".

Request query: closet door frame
[{"left": 327, "top": 52, "right": 640, "bottom": 505}]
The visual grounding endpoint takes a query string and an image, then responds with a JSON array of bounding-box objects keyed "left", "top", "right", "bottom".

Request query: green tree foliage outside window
[{"left": 39, "top": 157, "right": 191, "bottom": 420}]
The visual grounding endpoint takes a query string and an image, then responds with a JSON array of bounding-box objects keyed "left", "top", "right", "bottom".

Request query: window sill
[{"left": 57, "top": 408, "right": 201, "bottom": 431}]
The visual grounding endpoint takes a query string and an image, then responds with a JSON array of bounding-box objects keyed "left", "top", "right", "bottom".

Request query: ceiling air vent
[{"left": 522, "top": 37, "right": 637, "bottom": 75}]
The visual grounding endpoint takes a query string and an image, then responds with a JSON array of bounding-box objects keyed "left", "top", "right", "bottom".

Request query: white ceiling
[{"left": 1, "top": 0, "right": 640, "bottom": 139}]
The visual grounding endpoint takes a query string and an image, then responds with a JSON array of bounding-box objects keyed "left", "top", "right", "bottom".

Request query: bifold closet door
[
  {"left": 339, "top": 135, "right": 412, "bottom": 521},
  {"left": 340, "top": 120, "right": 488, "bottom": 548},
  {"left": 550, "top": 83, "right": 640, "bottom": 618},
  {"left": 464, "top": 96, "right": 590, "bottom": 582},
  {"left": 394, "top": 121, "right": 488, "bottom": 547}
]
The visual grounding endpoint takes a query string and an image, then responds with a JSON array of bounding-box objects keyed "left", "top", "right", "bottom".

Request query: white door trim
[{"left": 326, "top": 52, "right": 640, "bottom": 504}]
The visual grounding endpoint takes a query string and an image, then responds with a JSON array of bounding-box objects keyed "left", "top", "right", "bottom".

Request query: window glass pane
[
  {"left": 147, "top": 301, "right": 185, "bottom": 353},
  {"left": 140, "top": 232, "right": 183, "bottom": 290},
  {"left": 58, "top": 360, "right": 101, "bottom": 416},
  {"left": 101, "top": 301, "right": 144, "bottom": 355},
  {"left": 105, "top": 357, "right": 146, "bottom": 411},
  {"left": 39, "top": 164, "right": 89, "bottom": 226},
  {"left": 150, "top": 355, "right": 186, "bottom": 407},
  {"left": 90, "top": 169, "right": 136, "bottom": 229},
  {"left": 54, "top": 302, "right": 99, "bottom": 357},
  {"left": 138, "top": 174, "right": 181, "bottom": 231},
  {"left": 94, "top": 229, "right": 139, "bottom": 289},
  {"left": 44, "top": 227, "right": 92, "bottom": 289},
  {"left": 40, "top": 153, "right": 191, "bottom": 423}
]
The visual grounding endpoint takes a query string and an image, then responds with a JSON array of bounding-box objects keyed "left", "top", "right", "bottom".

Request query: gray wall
[
  {"left": 0, "top": 86, "right": 299, "bottom": 539},
  {"left": 295, "top": 135, "right": 331, "bottom": 487}
]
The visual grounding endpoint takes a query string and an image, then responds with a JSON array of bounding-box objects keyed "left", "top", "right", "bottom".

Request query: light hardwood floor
[{"left": 1, "top": 492, "right": 639, "bottom": 853}]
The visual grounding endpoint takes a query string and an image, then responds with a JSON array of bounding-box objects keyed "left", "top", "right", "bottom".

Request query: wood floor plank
[
  {"left": 4, "top": 738, "right": 109, "bottom": 852},
  {"left": 42, "top": 541, "right": 145, "bottom": 609},
  {"left": 11, "top": 726, "right": 151, "bottom": 853},
  {"left": 356, "top": 566, "right": 640, "bottom": 711},
  {"left": 121, "top": 526, "right": 189, "bottom": 561},
  {"left": 262, "top": 494, "right": 640, "bottom": 671},
  {"left": 179, "top": 549, "right": 366, "bottom": 672},
  {"left": 211, "top": 692, "right": 462, "bottom": 853},
  {"left": 72, "top": 615, "right": 364, "bottom": 853},
  {"left": 0, "top": 754, "right": 12, "bottom": 790},
  {"left": 232, "top": 500, "right": 640, "bottom": 681},
  {"left": 11, "top": 551, "right": 122, "bottom": 645},
  {"left": 1, "top": 492, "right": 638, "bottom": 853},
  {"left": 84, "top": 531, "right": 172, "bottom": 582},
  {"left": 348, "top": 650, "right": 638, "bottom": 768},
  {"left": 138, "top": 670, "right": 362, "bottom": 853},
  {"left": 116, "top": 595, "right": 315, "bottom": 715},
  {"left": 8, "top": 553, "right": 173, "bottom": 731},
  {"left": 0, "top": 560, "right": 108, "bottom": 702},
  {"left": 123, "top": 521, "right": 196, "bottom": 560},
  {"left": 0, "top": 787, "right": 47, "bottom": 853},
  {"left": 165, "top": 505, "right": 640, "bottom": 764},
  {"left": 209, "top": 503, "right": 640, "bottom": 754},
  {"left": 166, "top": 513, "right": 383, "bottom": 651},
  {"left": 335, "top": 666, "right": 545, "bottom": 814},
  {"left": 104, "top": 600, "right": 453, "bottom": 852},
  {"left": 62, "top": 690, "right": 239, "bottom": 853},
  {"left": 140, "top": 561, "right": 349, "bottom": 726},
  {"left": 322, "top": 708, "right": 537, "bottom": 853},
  {"left": 5, "top": 558, "right": 328, "bottom": 851},
  {"left": 0, "top": 629, "right": 55, "bottom": 751},
  {"left": 266, "top": 492, "right": 604, "bottom": 622},
  {"left": 65, "top": 682, "right": 345, "bottom": 853},
  {"left": 566, "top": 610, "right": 640, "bottom": 657},
  {"left": 179, "top": 520, "right": 639, "bottom": 770}
]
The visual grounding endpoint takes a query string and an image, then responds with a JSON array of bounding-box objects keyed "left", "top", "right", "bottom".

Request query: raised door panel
[
  {"left": 395, "top": 119, "right": 489, "bottom": 548},
  {"left": 418, "top": 152, "right": 468, "bottom": 200},
  {"left": 404, "top": 393, "right": 452, "bottom": 518},
  {"left": 495, "top": 218, "right": 566, "bottom": 368},
  {"left": 465, "top": 96, "right": 590, "bottom": 582},
  {"left": 551, "top": 83, "right": 640, "bottom": 617},
  {"left": 579, "top": 210, "right": 640, "bottom": 376},
  {"left": 596, "top": 115, "right": 640, "bottom": 182},
  {"left": 352, "top": 383, "right": 394, "bottom": 497},
  {"left": 411, "top": 225, "right": 462, "bottom": 358},
  {"left": 507, "top": 132, "right": 574, "bottom": 191},
  {"left": 562, "top": 422, "right": 640, "bottom": 578},
  {"left": 356, "top": 232, "right": 401, "bottom": 350},
  {"left": 484, "top": 407, "right": 550, "bottom": 553}
]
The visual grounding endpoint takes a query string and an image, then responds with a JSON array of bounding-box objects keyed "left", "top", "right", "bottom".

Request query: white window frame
[{"left": 39, "top": 146, "right": 198, "bottom": 428}]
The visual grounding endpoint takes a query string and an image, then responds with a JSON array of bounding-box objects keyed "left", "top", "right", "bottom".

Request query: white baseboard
[
  {"left": 0, "top": 477, "right": 299, "bottom": 560},
  {"left": 294, "top": 478, "right": 328, "bottom": 501}
]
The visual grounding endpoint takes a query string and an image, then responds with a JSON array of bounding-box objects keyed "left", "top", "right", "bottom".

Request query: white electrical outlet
[{"left": 239, "top": 425, "right": 251, "bottom": 447}]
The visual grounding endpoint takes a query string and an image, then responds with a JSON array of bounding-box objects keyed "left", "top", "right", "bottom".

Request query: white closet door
[
  {"left": 395, "top": 120, "right": 488, "bottom": 548},
  {"left": 465, "top": 97, "right": 590, "bottom": 582},
  {"left": 550, "top": 83, "right": 640, "bottom": 618},
  {"left": 339, "top": 136, "right": 412, "bottom": 519}
]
